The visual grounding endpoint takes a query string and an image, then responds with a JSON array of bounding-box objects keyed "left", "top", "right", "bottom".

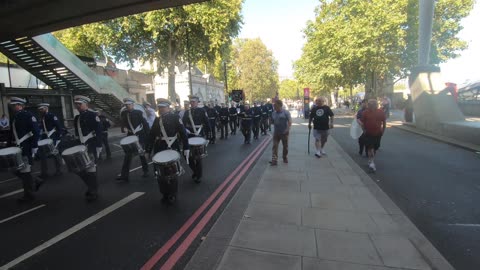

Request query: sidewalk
[{"left": 185, "top": 117, "right": 454, "bottom": 270}]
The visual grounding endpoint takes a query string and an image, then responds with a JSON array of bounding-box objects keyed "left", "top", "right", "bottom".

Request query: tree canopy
[
  {"left": 279, "top": 79, "right": 301, "bottom": 100},
  {"left": 228, "top": 38, "right": 279, "bottom": 102},
  {"left": 294, "top": 0, "right": 474, "bottom": 98},
  {"left": 54, "top": 0, "right": 243, "bottom": 101}
]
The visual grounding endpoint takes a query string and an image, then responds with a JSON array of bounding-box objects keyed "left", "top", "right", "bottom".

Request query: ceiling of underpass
[{"left": 0, "top": 0, "right": 207, "bottom": 41}]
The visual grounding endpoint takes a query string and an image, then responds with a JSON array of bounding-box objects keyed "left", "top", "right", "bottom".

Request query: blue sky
[{"left": 239, "top": 0, "right": 480, "bottom": 85}]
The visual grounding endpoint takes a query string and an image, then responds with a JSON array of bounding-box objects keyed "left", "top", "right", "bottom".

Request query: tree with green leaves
[
  {"left": 228, "top": 38, "right": 279, "bottom": 102},
  {"left": 279, "top": 79, "right": 301, "bottom": 100},
  {"left": 54, "top": 0, "right": 243, "bottom": 102},
  {"left": 294, "top": 0, "right": 474, "bottom": 98}
]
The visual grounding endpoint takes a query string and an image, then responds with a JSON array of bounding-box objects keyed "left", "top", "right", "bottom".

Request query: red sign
[{"left": 303, "top": 88, "right": 310, "bottom": 97}]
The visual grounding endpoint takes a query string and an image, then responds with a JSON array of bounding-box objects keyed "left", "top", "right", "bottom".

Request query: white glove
[
  {"left": 32, "top": 148, "right": 38, "bottom": 157},
  {"left": 96, "top": 147, "right": 102, "bottom": 158},
  {"left": 184, "top": 150, "right": 190, "bottom": 164}
]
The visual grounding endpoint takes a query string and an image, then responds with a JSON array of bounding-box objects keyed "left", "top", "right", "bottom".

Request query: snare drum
[
  {"left": 120, "top": 135, "right": 144, "bottom": 155},
  {"left": 0, "top": 147, "right": 25, "bottom": 170},
  {"left": 188, "top": 137, "right": 208, "bottom": 159},
  {"left": 152, "top": 150, "right": 184, "bottom": 179},
  {"left": 38, "top": 138, "right": 55, "bottom": 156},
  {"left": 61, "top": 145, "right": 93, "bottom": 173}
]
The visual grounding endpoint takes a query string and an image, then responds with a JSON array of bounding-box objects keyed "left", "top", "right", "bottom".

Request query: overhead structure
[{"left": 0, "top": 0, "right": 206, "bottom": 41}]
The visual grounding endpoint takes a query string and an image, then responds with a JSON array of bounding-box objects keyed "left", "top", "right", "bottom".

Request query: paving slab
[
  {"left": 371, "top": 235, "right": 431, "bottom": 270},
  {"left": 217, "top": 247, "right": 301, "bottom": 270},
  {"left": 302, "top": 208, "right": 378, "bottom": 233},
  {"left": 315, "top": 229, "right": 383, "bottom": 266},
  {"left": 310, "top": 192, "right": 355, "bottom": 211},
  {"left": 300, "top": 180, "right": 354, "bottom": 195},
  {"left": 245, "top": 202, "right": 302, "bottom": 226},
  {"left": 258, "top": 178, "right": 301, "bottom": 192},
  {"left": 302, "top": 257, "right": 404, "bottom": 270},
  {"left": 252, "top": 189, "right": 311, "bottom": 207},
  {"left": 231, "top": 220, "right": 317, "bottom": 257}
]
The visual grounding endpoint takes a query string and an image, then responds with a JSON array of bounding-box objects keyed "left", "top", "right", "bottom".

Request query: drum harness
[
  {"left": 188, "top": 110, "right": 203, "bottom": 136},
  {"left": 76, "top": 115, "right": 95, "bottom": 145},
  {"left": 158, "top": 116, "right": 176, "bottom": 149},
  {"left": 12, "top": 120, "right": 33, "bottom": 147},
  {"left": 127, "top": 112, "right": 145, "bottom": 155},
  {"left": 42, "top": 117, "right": 61, "bottom": 152}
]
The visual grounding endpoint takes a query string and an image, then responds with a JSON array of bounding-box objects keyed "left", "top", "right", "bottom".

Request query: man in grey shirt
[{"left": 270, "top": 99, "right": 292, "bottom": 165}]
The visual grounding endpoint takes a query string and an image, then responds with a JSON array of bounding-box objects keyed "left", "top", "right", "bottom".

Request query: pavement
[{"left": 185, "top": 115, "right": 454, "bottom": 270}]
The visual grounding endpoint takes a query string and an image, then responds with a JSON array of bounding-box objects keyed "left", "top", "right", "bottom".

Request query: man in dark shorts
[
  {"left": 359, "top": 99, "right": 386, "bottom": 172},
  {"left": 308, "top": 96, "right": 334, "bottom": 158}
]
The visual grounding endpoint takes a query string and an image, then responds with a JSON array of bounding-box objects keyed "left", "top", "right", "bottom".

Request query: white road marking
[
  {"left": 0, "top": 192, "right": 145, "bottom": 270},
  {"left": 448, "top": 223, "right": 480, "bottom": 227},
  {"left": 0, "top": 204, "right": 46, "bottom": 225},
  {"left": 129, "top": 162, "right": 153, "bottom": 172},
  {"left": 0, "top": 189, "right": 23, "bottom": 199},
  {"left": 113, "top": 143, "right": 122, "bottom": 148}
]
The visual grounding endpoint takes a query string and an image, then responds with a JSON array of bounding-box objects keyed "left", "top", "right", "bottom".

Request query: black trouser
[
  {"left": 229, "top": 117, "right": 237, "bottom": 134},
  {"left": 157, "top": 176, "right": 178, "bottom": 197},
  {"left": 101, "top": 132, "right": 111, "bottom": 158},
  {"left": 188, "top": 157, "right": 203, "bottom": 178},
  {"left": 220, "top": 120, "right": 229, "bottom": 138},
  {"left": 268, "top": 115, "right": 272, "bottom": 130},
  {"left": 39, "top": 150, "right": 62, "bottom": 176},
  {"left": 208, "top": 119, "right": 216, "bottom": 142},
  {"left": 253, "top": 118, "right": 260, "bottom": 138},
  {"left": 358, "top": 133, "right": 366, "bottom": 154},
  {"left": 121, "top": 153, "right": 149, "bottom": 179},
  {"left": 260, "top": 117, "right": 268, "bottom": 135},
  {"left": 242, "top": 125, "right": 252, "bottom": 142},
  {"left": 16, "top": 171, "right": 35, "bottom": 198},
  {"left": 77, "top": 171, "right": 98, "bottom": 195}
]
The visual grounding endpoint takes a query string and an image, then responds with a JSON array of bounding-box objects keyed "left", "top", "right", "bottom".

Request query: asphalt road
[
  {"left": 0, "top": 130, "right": 269, "bottom": 270},
  {"left": 331, "top": 116, "right": 480, "bottom": 270}
]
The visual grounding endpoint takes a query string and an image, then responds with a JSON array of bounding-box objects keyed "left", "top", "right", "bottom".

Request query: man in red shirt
[{"left": 359, "top": 99, "right": 386, "bottom": 172}]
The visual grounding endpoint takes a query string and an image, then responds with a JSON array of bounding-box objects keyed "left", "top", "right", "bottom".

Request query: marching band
[{"left": 0, "top": 95, "right": 272, "bottom": 204}]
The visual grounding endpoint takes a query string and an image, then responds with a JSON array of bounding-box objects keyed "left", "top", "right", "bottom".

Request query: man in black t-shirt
[{"left": 308, "top": 97, "right": 334, "bottom": 158}]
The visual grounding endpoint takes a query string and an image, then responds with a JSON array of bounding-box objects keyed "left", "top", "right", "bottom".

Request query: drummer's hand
[
  {"left": 32, "top": 148, "right": 38, "bottom": 157},
  {"left": 184, "top": 149, "right": 190, "bottom": 158}
]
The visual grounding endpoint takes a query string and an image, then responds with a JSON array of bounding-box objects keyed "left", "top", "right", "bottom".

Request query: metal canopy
[{"left": 0, "top": 0, "right": 207, "bottom": 41}]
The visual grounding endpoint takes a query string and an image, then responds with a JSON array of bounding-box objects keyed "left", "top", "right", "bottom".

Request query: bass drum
[{"left": 0, "top": 147, "right": 25, "bottom": 170}]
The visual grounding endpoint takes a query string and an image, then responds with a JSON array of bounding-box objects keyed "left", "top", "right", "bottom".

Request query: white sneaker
[
  {"left": 321, "top": 149, "right": 327, "bottom": 155},
  {"left": 368, "top": 162, "right": 376, "bottom": 172},
  {"left": 315, "top": 151, "right": 321, "bottom": 158}
]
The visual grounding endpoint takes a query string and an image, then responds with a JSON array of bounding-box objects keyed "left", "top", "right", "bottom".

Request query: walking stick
[{"left": 307, "top": 127, "right": 311, "bottom": 154}]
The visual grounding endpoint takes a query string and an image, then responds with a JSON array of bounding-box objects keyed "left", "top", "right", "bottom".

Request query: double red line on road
[{"left": 140, "top": 136, "right": 271, "bottom": 270}]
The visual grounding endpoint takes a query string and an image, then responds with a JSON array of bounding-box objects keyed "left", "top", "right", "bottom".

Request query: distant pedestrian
[
  {"left": 270, "top": 100, "right": 292, "bottom": 165},
  {"left": 404, "top": 95, "right": 413, "bottom": 123},
  {"left": 308, "top": 97, "right": 334, "bottom": 158},
  {"left": 381, "top": 96, "right": 391, "bottom": 119},
  {"left": 144, "top": 102, "right": 156, "bottom": 128},
  {"left": 359, "top": 99, "right": 386, "bottom": 172}
]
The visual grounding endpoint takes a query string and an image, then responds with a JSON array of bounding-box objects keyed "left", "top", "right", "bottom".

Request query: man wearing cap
[
  {"left": 118, "top": 97, "right": 150, "bottom": 181},
  {"left": 182, "top": 95, "right": 211, "bottom": 183},
  {"left": 7, "top": 97, "right": 42, "bottom": 202},
  {"left": 37, "top": 103, "right": 63, "bottom": 178},
  {"left": 218, "top": 103, "right": 229, "bottom": 139},
  {"left": 239, "top": 103, "right": 254, "bottom": 144},
  {"left": 73, "top": 95, "right": 102, "bottom": 201},
  {"left": 146, "top": 98, "right": 189, "bottom": 203},
  {"left": 228, "top": 102, "right": 238, "bottom": 135},
  {"left": 205, "top": 103, "right": 218, "bottom": 144},
  {"left": 252, "top": 102, "right": 262, "bottom": 140}
]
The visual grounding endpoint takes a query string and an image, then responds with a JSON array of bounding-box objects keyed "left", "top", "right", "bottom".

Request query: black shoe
[
  {"left": 192, "top": 174, "right": 197, "bottom": 180},
  {"left": 116, "top": 175, "right": 129, "bottom": 182},
  {"left": 54, "top": 171, "right": 63, "bottom": 176},
  {"left": 194, "top": 176, "right": 202, "bottom": 183},
  {"left": 17, "top": 194, "right": 35, "bottom": 203},
  {"left": 142, "top": 171, "right": 149, "bottom": 178},
  {"left": 314, "top": 153, "right": 321, "bottom": 158},
  {"left": 269, "top": 161, "right": 278, "bottom": 166}
]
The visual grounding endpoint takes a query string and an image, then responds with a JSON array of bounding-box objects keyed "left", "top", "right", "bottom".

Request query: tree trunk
[{"left": 167, "top": 37, "right": 178, "bottom": 103}]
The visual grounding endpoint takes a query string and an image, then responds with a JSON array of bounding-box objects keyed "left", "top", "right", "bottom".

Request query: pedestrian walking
[
  {"left": 356, "top": 100, "right": 368, "bottom": 156},
  {"left": 97, "top": 110, "right": 111, "bottom": 160},
  {"left": 359, "top": 99, "right": 386, "bottom": 172},
  {"left": 37, "top": 103, "right": 63, "bottom": 179},
  {"left": 269, "top": 100, "right": 292, "bottom": 166},
  {"left": 0, "top": 114, "right": 9, "bottom": 130},
  {"left": 308, "top": 97, "right": 334, "bottom": 158}
]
